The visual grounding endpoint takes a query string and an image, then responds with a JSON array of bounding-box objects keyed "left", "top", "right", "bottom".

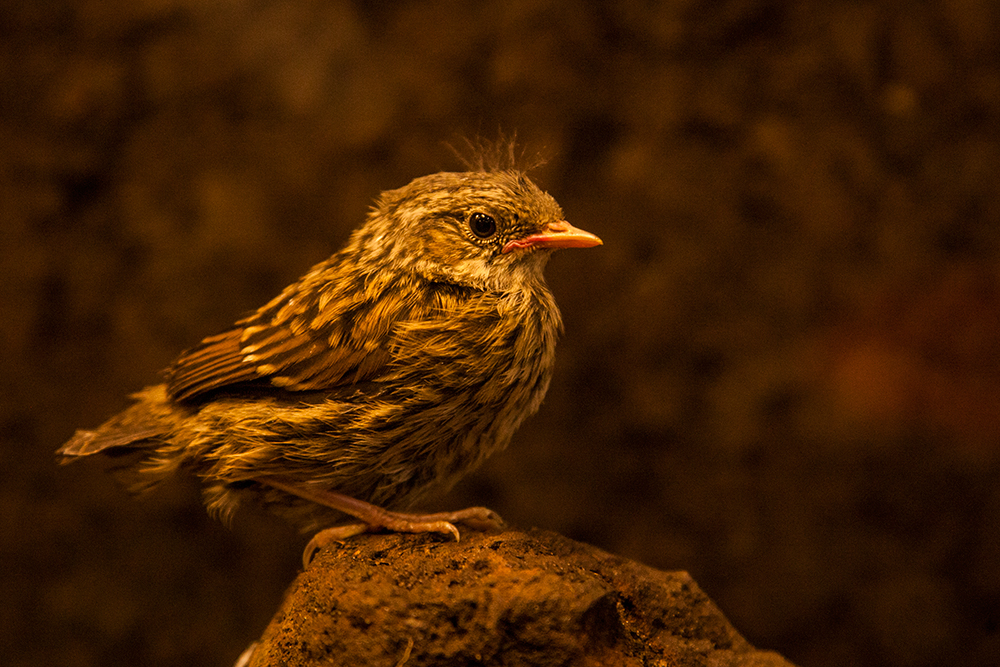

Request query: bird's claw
[{"left": 302, "top": 507, "right": 504, "bottom": 568}]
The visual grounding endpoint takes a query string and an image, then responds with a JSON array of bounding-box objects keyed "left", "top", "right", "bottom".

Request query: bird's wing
[{"left": 165, "top": 267, "right": 417, "bottom": 402}]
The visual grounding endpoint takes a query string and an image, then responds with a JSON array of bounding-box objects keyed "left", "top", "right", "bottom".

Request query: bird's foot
[
  {"left": 302, "top": 506, "right": 502, "bottom": 567},
  {"left": 255, "top": 476, "right": 503, "bottom": 567}
]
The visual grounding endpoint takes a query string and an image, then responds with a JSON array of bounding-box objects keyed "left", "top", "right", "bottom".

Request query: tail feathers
[
  {"left": 58, "top": 385, "right": 176, "bottom": 463},
  {"left": 58, "top": 426, "right": 164, "bottom": 461}
]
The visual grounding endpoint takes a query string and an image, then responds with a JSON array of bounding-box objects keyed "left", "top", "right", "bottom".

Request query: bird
[{"left": 58, "top": 159, "right": 601, "bottom": 564}]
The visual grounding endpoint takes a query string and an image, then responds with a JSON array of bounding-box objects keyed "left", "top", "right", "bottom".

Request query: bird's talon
[
  {"left": 304, "top": 522, "right": 369, "bottom": 568},
  {"left": 302, "top": 542, "right": 321, "bottom": 568},
  {"left": 445, "top": 522, "right": 460, "bottom": 542}
]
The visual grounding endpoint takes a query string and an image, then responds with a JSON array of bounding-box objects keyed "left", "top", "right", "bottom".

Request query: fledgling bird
[{"left": 58, "top": 162, "right": 601, "bottom": 563}]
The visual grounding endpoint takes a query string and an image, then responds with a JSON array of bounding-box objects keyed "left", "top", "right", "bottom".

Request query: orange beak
[{"left": 501, "top": 220, "right": 603, "bottom": 254}]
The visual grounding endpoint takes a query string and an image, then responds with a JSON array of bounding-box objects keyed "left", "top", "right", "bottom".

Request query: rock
[{"left": 245, "top": 528, "right": 796, "bottom": 667}]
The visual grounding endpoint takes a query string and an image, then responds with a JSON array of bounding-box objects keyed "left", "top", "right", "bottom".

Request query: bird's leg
[{"left": 255, "top": 475, "right": 503, "bottom": 567}]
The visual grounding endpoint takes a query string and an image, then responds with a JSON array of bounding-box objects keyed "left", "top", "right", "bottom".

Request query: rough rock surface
[{"left": 247, "top": 529, "right": 796, "bottom": 667}]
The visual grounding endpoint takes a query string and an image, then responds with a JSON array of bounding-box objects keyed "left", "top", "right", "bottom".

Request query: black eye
[{"left": 469, "top": 212, "right": 497, "bottom": 239}]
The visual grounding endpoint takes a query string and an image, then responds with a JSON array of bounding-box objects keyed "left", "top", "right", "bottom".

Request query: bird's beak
[{"left": 501, "top": 220, "right": 603, "bottom": 254}]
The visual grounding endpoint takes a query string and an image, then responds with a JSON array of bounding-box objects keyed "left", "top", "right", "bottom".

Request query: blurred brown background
[{"left": 3, "top": 1, "right": 999, "bottom": 666}]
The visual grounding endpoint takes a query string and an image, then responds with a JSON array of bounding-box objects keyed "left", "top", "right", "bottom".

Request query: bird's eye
[{"left": 469, "top": 212, "right": 497, "bottom": 239}]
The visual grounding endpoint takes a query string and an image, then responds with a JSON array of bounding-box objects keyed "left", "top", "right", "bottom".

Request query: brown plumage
[{"left": 58, "top": 165, "right": 601, "bottom": 560}]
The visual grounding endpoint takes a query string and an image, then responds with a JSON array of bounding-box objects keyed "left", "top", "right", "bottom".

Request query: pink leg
[{"left": 255, "top": 476, "right": 503, "bottom": 567}]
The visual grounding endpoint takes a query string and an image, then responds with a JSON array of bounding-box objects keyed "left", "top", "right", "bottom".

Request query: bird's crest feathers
[{"left": 448, "top": 134, "right": 548, "bottom": 174}]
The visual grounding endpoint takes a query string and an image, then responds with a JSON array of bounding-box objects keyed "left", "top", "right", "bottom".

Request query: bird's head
[{"left": 351, "top": 170, "right": 601, "bottom": 291}]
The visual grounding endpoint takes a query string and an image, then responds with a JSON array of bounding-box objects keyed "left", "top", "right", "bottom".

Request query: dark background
[{"left": 3, "top": 1, "right": 999, "bottom": 666}]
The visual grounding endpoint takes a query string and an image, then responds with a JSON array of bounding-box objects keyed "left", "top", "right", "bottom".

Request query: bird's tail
[
  {"left": 58, "top": 426, "right": 165, "bottom": 460},
  {"left": 56, "top": 385, "right": 174, "bottom": 463}
]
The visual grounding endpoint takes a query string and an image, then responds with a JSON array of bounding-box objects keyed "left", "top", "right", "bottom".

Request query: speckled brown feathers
[{"left": 59, "top": 167, "right": 601, "bottom": 536}]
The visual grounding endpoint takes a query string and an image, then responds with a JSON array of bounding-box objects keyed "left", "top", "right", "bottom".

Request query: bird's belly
[{"left": 360, "top": 355, "right": 553, "bottom": 501}]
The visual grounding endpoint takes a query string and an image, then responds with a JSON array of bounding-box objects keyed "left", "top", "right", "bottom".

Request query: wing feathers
[
  {"left": 164, "top": 268, "right": 429, "bottom": 402},
  {"left": 167, "top": 329, "right": 260, "bottom": 401}
]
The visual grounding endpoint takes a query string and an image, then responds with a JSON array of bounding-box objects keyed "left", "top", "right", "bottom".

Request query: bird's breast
[
  {"left": 392, "top": 286, "right": 559, "bottom": 396},
  {"left": 366, "top": 285, "right": 559, "bottom": 495}
]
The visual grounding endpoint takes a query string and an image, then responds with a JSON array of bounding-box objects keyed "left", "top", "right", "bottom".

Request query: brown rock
[{"left": 245, "top": 528, "right": 796, "bottom": 667}]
